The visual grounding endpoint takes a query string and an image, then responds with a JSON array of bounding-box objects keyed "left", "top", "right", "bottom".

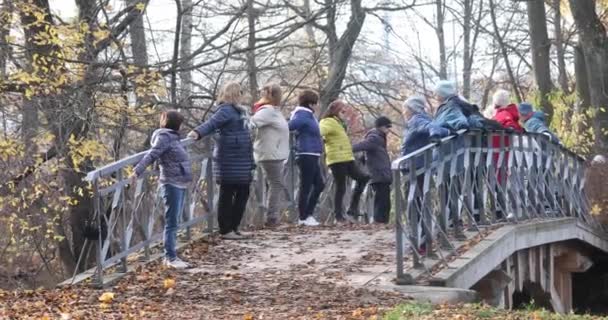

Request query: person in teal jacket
[{"left": 518, "top": 102, "right": 560, "bottom": 144}]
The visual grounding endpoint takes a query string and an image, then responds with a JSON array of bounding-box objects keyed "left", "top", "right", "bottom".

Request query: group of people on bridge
[{"left": 131, "top": 80, "right": 560, "bottom": 269}]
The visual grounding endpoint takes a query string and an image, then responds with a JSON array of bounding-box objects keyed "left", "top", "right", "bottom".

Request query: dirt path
[{"left": 0, "top": 225, "right": 411, "bottom": 319}]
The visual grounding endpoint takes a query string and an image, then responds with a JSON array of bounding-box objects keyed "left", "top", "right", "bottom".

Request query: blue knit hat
[
  {"left": 434, "top": 80, "right": 457, "bottom": 99},
  {"left": 518, "top": 102, "right": 534, "bottom": 117}
]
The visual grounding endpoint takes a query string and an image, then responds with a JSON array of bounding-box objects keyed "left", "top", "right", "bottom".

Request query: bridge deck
[{"left": 1, "top": 225, "right": 415, "bottom": 319}]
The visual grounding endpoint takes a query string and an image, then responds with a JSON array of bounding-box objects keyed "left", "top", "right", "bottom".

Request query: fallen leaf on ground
[{"left": 98, "top": 292, "right": 115, "bottom": 303}]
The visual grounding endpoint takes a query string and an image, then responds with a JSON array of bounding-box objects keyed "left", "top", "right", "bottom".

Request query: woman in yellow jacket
[{"left": 320, "top": 100, "right": 370, "bottom": 222}]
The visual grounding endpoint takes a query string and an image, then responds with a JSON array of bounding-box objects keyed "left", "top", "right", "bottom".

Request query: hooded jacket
[
  {"left": 493, "top": 104, "right": 524, "bottom": 133},
  {"left": 352, "top": 128, "right": 392, "bottom": 184},
  {"left": 194, "top": 103, "right": 255, "bottom": 184},
  {"left": 402, "top": 113, "right": 450, "bottom": 170},
  {"left": 134, "top": 129, "right": 193, "bottom": 186},
  {"left": 432, "top": 95, "right": 470, "bottom": 132},
  {"left": 288, "top": 106, "right": 323, "bottom": 155},
  {"left": 250, "top": 104, "right": 290, "bottom": 162},
  {"left": 319, "top": 116, "right": 355, "bottom": 165},
  {"left": 523, "top": 111, "right": 560, "bottom": 143}
]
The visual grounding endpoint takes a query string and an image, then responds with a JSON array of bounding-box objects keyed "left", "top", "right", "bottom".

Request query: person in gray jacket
[
  {"left": 250, "top": 83, "right": 290, "bottom": 227},
  {"left": 352, "top": 116, "right": 393, "bottom": 223},
  {"left": 132, "top": 110, "right": 192, "bottom": 269}
]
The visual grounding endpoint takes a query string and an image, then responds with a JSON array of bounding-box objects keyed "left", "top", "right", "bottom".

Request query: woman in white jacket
[{"left": 251, "top": 83, "right": 290, "bottom": 227}]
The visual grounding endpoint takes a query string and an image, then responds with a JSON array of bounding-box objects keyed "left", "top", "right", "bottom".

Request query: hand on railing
[{"left": 187, "top": 131, "right": 200, "bottom": 140}]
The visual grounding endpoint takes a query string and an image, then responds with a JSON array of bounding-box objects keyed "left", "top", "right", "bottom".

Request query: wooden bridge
[{"left": 67, "top": 129, "right": 608, "bottom": 315}]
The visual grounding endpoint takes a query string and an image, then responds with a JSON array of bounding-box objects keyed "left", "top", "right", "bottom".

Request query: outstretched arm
[
  {"left": 134, "top": 134, "right": 171, "bottom": 177},
  {"left": 193, "top": 106, "right": 232, "bottom": 139}
]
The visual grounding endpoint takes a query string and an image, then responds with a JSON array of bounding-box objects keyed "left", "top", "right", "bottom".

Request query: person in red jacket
[{"left": 491, "top": 89, "right": 523, "bottom": 220}]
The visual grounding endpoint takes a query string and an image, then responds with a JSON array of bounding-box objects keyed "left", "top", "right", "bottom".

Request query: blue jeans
[{"left": 160, "top": 184, "right": 186, "bottom": 260}]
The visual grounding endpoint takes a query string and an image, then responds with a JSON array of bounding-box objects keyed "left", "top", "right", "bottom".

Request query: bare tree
[
  {"left": 568, "top": 0, "right": 608, "bottom": 152},
  {"left": 179, "top": 0, "right": 194, "bottom": 107},
  {"left": 489, "top": 0, "right": 523, "bottom": 102},
  {"left": 526, "top": 0, "right": 554, "bottom": 118},
  {"left": 552, "top": 0, "right": 569, "bottom": 93}
]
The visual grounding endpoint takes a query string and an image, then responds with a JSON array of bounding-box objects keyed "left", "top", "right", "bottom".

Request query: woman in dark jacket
[
  {"left": 288, "top": 90, "right": 325, "bottom": 226},
  {"left": 188, "top": 82, "right": 254, "bottom": 239},
  {"left": 352, "top": 116, "right": 393, "bottom": 223}
]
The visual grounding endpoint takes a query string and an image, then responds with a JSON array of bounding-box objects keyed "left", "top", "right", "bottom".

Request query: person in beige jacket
[{"left": 250, "top": 83, "right": 290, "bottom": 226}]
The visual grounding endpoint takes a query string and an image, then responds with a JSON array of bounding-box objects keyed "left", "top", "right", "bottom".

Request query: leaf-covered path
[{"left": 1, "top": 225, "right": 412, "bottom": 319}]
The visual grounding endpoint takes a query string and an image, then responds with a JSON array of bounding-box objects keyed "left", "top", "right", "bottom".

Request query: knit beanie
[
  {"left": 518, "top": 102, "right": 534, "bottom": 117},
  {"left": 374, "top": 116, "right": 392, "bottom": 128},
  {"left": 433, "top": 80, "right": 457, "bottom": 99},
  {"left": 492, "top": 89, "right": 511, "bottom": 108},
  {"left": 403, "top": 96, "right": 427, "bottom": 115}
]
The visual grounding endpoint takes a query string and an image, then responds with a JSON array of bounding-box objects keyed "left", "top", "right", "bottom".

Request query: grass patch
[
  {"left": 382, "top": 303, "right": 607, "bottom": 320},
  {"left": 383, "top": 302, "right": 433, "bottom": 320}
]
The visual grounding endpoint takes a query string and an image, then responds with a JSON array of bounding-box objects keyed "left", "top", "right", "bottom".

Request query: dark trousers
[
  {"left": 296, "top": 155, "right": 325, "bottom": 220},
  {"left": 218, "top": 183, "right": 250, "bottom": 234},
  {"left": 371, "top": 183, "right": 391, "bottom": 223},
  {"left": 330, "top": 161, "right": 369, "bottom": 219}
]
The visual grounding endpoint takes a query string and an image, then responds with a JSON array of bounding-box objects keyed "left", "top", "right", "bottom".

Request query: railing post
[
  {"left": 475, "top": 132, "right": 488, "bottom": 225},
  {"left": 394, "top": 169, "right": 414, "bottom": 284},
  {"left": 205, "top": 157, "right": 215, "bottom": 233},
  {"left": 93, "top": 178, "right": 104, "bottom": 288},
  {"left": 117, "top": 171, "right": 128, "bottom": 274}
]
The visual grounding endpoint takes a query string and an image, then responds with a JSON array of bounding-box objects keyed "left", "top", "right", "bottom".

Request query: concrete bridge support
[
  {"left": 473, "top": 243, "right": 593, "bottom": 313},
  {"left": 428, "top": 219, "right": 608, "bottom": 314}
]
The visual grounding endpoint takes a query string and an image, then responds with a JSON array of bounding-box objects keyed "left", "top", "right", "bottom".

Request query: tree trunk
[
  {"left": 526, "top": 0, "right": 554, "bottom": 119},
  {"left": 319, "top": 0, "right": 366, "bottom": 110},
  {"left": 569, "top": 0, "right": 608, "bottom": 152},
  {"left": 247, "top": 0, "right": 259, "bottom": 105},
  {"left": 462, "top": 0, "right": 472, "bottom": 98},
  {"left": 574, "top": 46, "right": 591, "bottom": 112},
  {"left": 179, "top": 0, "right": 193, "bottom": 108},
  {"left": 489, "top": 0, "right": 522, "bottom": 102},
  {"left": 436, "top": 0, "right": 447, "bottom": 79},
  {"left": 126, "top": 0, "right": 148, "bottom": 67},
  {"left": 553, "top": 0, "right": 568, "bottom": 93},
  {"left": 170, "top": 0, "right": 183, "bottom": 104}
]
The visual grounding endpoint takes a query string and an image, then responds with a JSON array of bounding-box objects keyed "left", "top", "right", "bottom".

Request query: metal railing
[
  {"left": 79, "top": 135, "right": 374, "bottom": 286},
  {"left": 391, "top": 130, "right": 600, "bottom": 284}
]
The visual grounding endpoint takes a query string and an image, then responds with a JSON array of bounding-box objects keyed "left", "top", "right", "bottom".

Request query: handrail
[
  {"left": 390, "top": 129, "right": 468, "bottom": 170},
  {"left": 85, "top": 137, "right": 196, "bottom": 182}
]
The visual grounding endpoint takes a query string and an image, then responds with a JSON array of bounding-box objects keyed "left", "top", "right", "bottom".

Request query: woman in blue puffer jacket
[{"left": 188, "top": 82, "right": 255, "bottom": 240}]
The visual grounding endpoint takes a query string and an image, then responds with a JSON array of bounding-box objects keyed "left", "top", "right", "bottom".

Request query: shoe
[
  {"left": 221, "top": 231, "right": 244, "bottom": 240},
  {"left": 234, "top": 230, "right": 250, "bottom": 238},
  {"left": 163, "top": 257, "right": 190, "bottom": 269},
  {"left": 300, "top": 216, "right": 319, "bottom": 227},
  {"left": 265, "top": 217, "right": 280, "bottom": 228},
  {"left": 506, "top": 213, "right": 515, "bottom": 220}
]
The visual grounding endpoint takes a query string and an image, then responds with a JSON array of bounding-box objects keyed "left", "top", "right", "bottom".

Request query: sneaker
[
  {"left": 234, "top": 230, "right": 250, "bottom": 238},
  {"left": 221, "top": 231, "right": 244, "bottom": 240},
  {"left": 163, "top": 257, "right": 189, "bottom": 269},
  {"left": 300, "top": 216, "right": 320, "bottom": 227}
]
